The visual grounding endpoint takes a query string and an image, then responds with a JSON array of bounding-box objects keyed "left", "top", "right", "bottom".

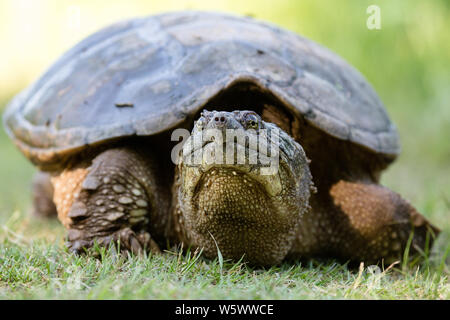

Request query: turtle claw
[
  {"left": 67, "top": 239, "right": 91, "bottom": 254},
  {"left": 66, "top": 227, "right": 161, "bottom": 256},
  {"left": 114, "top": 227, "right": 161, "bottom": 255}
]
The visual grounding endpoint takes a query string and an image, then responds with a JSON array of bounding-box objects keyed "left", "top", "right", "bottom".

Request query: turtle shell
[{"left": 3, "top": 11, "right": 399, "bottom": 167}]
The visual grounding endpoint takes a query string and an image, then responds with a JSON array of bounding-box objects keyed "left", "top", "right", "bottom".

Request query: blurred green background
[{"left": 0, "top": 0, "right": 449, "bottom": 234}]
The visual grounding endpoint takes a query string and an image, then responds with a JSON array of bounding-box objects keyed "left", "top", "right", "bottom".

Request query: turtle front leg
[
  {"left": 51, "top": 147, "right": 169, "bottom": 255},
  {"left": 329, "top": 180, "right": 440, "bottom": 263}
]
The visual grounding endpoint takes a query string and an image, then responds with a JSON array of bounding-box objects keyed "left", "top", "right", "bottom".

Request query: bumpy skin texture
[
  {"left": 174, "top": 110, "right": 313, "bottom": 265},
  {"left": 35, "top": 108, "right": 439, "bottom": 266},
  {"left": 173, "top": 110, "right": 439, "bottom": 265},
  {"left": 288, "top": 181, "right": 439, "bottom": 264},
  {"left": 261, "top": 105, "right": 440, "bottom": 264},
  {"left": 329, "top": 181, "right": 437, "bottom": 262},
  {"left": 51, "top": 148, "right": 168, "bottom": 254}
]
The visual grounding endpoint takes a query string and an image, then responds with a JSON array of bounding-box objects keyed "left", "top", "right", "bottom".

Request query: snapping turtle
[{"left": 3, "top": 11, "right": 439, "bottom": 265}]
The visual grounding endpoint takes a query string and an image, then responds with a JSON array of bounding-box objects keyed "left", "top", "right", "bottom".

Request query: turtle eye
[{"left": 245, "top": 114, "right": 259, "bottom": 130}]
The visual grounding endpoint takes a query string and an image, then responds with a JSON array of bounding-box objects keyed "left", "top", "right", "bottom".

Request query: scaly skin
[
  {"left": 33, "top": 109, "right": 439, "bottom": 266},
  {"left": 51, "top": 147, "right": 168, "bottom": 255},
  {"left": 174, "top": 110, "right": 314, "bottom": 265}
]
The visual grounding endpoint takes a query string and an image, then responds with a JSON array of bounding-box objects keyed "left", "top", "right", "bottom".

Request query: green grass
[
  {"left": 1, "top": 0, "right": 450, "bottom": 299},
  {"left": 0, "top": 234, "right": 449, "bottom": 299}
]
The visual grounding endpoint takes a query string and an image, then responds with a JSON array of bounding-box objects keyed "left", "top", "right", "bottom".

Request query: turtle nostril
[{"left": 213, "top": 115, "right": 227, "bottom": 124}]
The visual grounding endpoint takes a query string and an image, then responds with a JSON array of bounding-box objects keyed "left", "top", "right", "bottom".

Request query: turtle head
[{"left": 176, "top": 110, "right": 313, "bottom": 265}]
